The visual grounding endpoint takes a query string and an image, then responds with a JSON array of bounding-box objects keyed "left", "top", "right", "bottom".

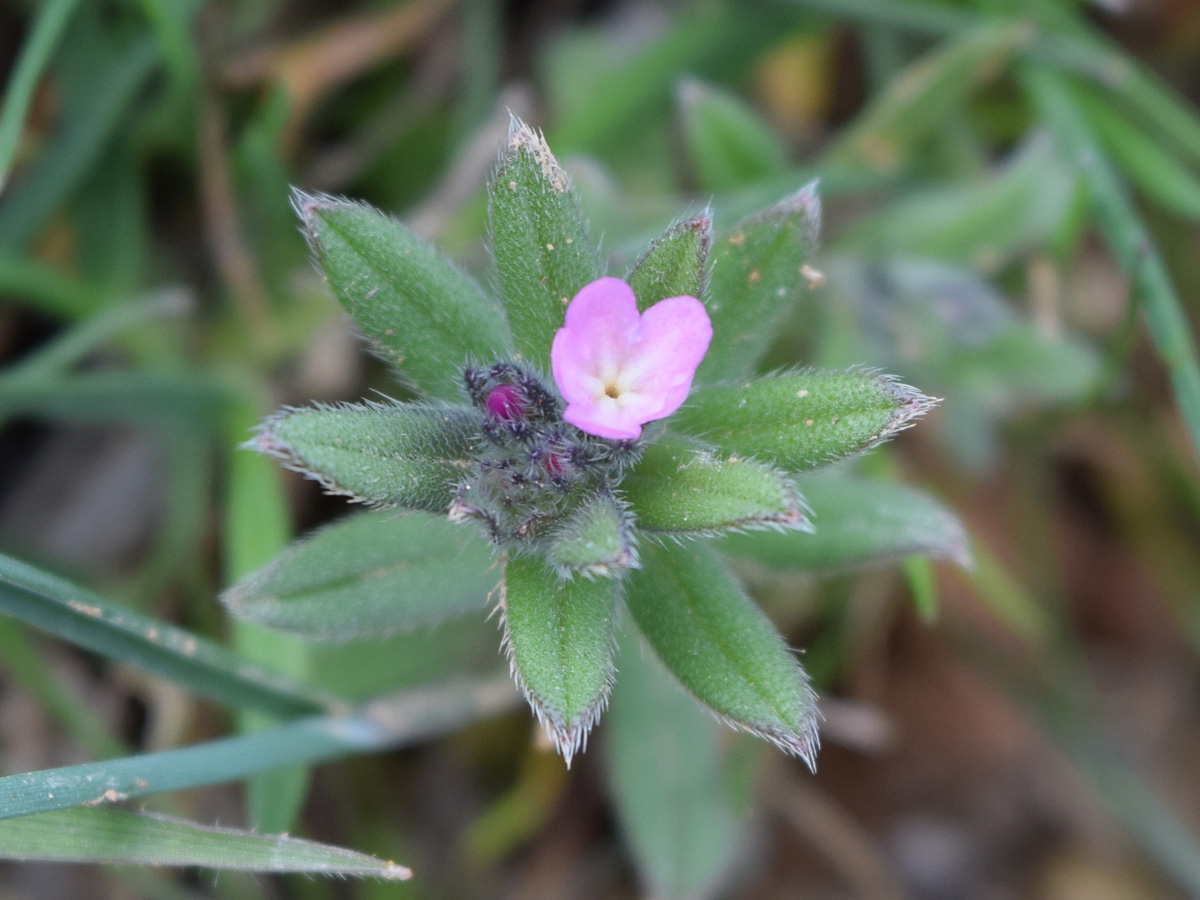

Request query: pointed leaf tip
[
  {"left": 294, "top": 192, "right": 509, "bottom": 399},
  {"left": 253, "top": 401, "right": 480, "bottom": 513},
  {"left": 626, "top": 542, "right": 821, "bottom": 768},
  {"left": 674, "top": 370, "right": 938, "bottom": 472},
  {"left": 489, "top": 120, "right": 600, "bottom": 369},
  {"left": 500, "top": 556, "right": 618, "bottom": 765},
  {"left": 627, "top": 213, "right": 712, "bottom": 312},
  {"left": 698, "top": 183, "right": 823, "bottom": 384}
]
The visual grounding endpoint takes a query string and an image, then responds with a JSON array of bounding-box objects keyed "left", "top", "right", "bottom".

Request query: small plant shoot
[{"left": 228, "top": 118, "right": 938, "bottom": 768}]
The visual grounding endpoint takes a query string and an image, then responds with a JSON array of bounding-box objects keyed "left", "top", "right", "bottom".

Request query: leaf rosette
[{"left": 224, "top": 117, "right": 956, "bottom": 767}]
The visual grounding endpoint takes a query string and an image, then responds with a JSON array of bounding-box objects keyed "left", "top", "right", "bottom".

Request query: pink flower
[{"left": 551, "top": 277, "right": 712, "bottom": 440}]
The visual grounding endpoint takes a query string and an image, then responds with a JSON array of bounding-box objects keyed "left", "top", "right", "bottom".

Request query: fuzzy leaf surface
[
  {"left": 625, "top": 542, "right": 818, "bottom": 764},
  {"left": 696, "top": 184, "right": 821, "bottom": 384},
  {"left": 673, "top": 371, "right": 935, "bottom": 472},
  {"left": 607, "top": 629, "right": 741, "bottom": 900},
  {"left": 489, "top": 118, "right": 600, "bottom": 369},
  {"left": 255, "top": 401, "right": 479, "bottom": 512},
  {"left": 222, "top": 511, "right": 496, "bottom": 640},
  {"left": 296, "top": 193, "right": 509, "bottom": 400},
  {"left": 502, "top": 555, "right": 618, "bottom": 765},
  {"left": 545, "top": 489, "right": 637, "bottom": 577},
  {"left": 621, "top": 437, "right": 809, "bottom": 537},
  {"left": 720, "top": 473, "right": 970, "bottom": 572},
  {"left": 626, "top": 214, "right": 711, "bottom": 311}
]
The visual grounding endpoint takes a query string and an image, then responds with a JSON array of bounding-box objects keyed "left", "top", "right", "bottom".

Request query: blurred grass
[{"left": 2, "top": 0, "right": 1200, "bottom": 896}]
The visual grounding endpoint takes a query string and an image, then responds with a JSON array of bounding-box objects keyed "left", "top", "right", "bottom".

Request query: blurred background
[{"left": 2, "top": 0, "right": 1200, "bottom": 897}]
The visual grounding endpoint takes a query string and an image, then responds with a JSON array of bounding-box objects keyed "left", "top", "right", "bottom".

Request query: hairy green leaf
[
  {"left": 673, "top": 370, "right": 935, "bottom": 471},
  {"left": 254, "top": 401, "right": 480, "bottom": 512},
  {"left": 223, "top": 511, "right": 496, "bottom": 641},
  {"left": 545, "top": 489, "right": 637, "bottom": 578},
  {"left": 627, "top": 213, "right": 711, "bottom": 311},
  {"left": 488, "top": 117, "right": 601, "bottom": 369},
  {"left": 698, "top": 184, "right": 821, "bottom": 384},
  {"left": 625, "top": 542, "right": 819, "bottom": 764},
  {"left": 621, "top": 437, "right": 809, "bottom": 537},
  {"left": 296, "top": 192, "right": 509, "bottom": 400},
  {"left": 501, "top": 555, "right": 618, "bottom": 765}
]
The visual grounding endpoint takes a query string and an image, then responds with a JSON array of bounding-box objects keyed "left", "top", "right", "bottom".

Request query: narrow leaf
[
  {"left": 254, "top": 401, "right": 480, "bottom": 512},
  {"left": 545, "top": 490, "right": 637, "bottom": 578},
  {"left": 625, "top": 542, "right": 819, "bottom": 765},
  {"left": 295, "top": 192, "right": 509, "bottom": 400},
  {"left": 0, "top": 676, "right": 519, "bottom": 820},
  {"left": 719, "top": 473, "right": 970, "bottom": 573},
  {"left": 488, "top": 117, "right": 601, "bottom": 369},
  {"left": 822, "top": 22, "right": 1027, "bottom": 174},
  {"left": 673, "top": 370, "right": 935, "bottom": 472},
  {"left": 626, "top": 213, "right": 711, "bottom": 311},
  {"left": 607, "top": 629, "right": 742, "bottom": 900},
  {"left": 223, "top": 511, "right": 496, "bottom": 641},
  {"left": 0, "top": 371, "right": 229, "bottom": 430},
  {"left": 0, "top": 808, "right": 411, "bottom": 879},
  {"left": 1077, "top": 78, "right": 1200, "bottom": 221},
  {"left": 501, "top": 555, "right": 618, "bottom": 765},
  {"left": 0, "top": 552, "right": 332, "bottom": 718},
  {"left": 0, "top": 0, "right": 83, "bottom": 188},
  {"left": 677, "top": 77, "right": 788, "bottom": 193},
  {"left": 697, "top": 183, "right": 821, "bottom": 384},
  {"left": 1024, "top": 65, "right": 1200, "bottom": 466},
  {"left": 621, "top": 437, "right": 810, "bottom": 537},
  {"left": 224, "top": 394, "right": 311, "bottom": 835}
]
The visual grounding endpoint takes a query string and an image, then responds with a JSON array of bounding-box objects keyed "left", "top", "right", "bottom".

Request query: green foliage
[
  {"left": 626, "top": 213, "right": 712, "bottom": 310},
  {"left": 297, "top": 192, "right": 509, "bottom": 399},
  {"left": 501, "top": 555, "right": 619, "bottom": 765},
  {"left": 0, "top": 551, "right": 331, "bottom": 718},
  {"left": 621, "top": 437, "right": 809, "bottom": 536},
  {"left": 545, "top": 489, "right": 637, "bottom": 577},
  {"left": 677, "top": 78, "right": 789, "bottom": 193},
  {"left": 625, "top": 542, "right": 819, "bottom": 765},
  {"left": 256, "top": 401, "right": 481, "bottom": 511},
  {"left": 0, "top": 677, "right": 519, "bottom": 820},
  {"left": 607, "top": 630, "right": 742, "bottom": 900},
  {"left": 675, "top": 371, "right": 934, "bottom": 472},
  {"left": 223, "top": 511, "right": 496, "bottom": 640},
  {"left": 488, "top": 118, "right": 601, "bottom": 369},
  {"left": 0, "top": 808, "right": 411, "bottom": 878},
  {"left": 719, "top": 472, "right": 969, "bottom": 573},
  {"left": 698, "top": 184, "right": 822, "bottom": 384}
]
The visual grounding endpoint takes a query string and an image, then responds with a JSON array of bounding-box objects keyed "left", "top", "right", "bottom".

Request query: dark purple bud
[{"left": 485, "top": 384, "right": 526, "bottom": 421}]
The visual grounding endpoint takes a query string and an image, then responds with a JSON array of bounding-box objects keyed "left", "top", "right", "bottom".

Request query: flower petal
[
  {"left": 561, "top": 277, "right": 641, "bottom": 375},
  {"left": 622, "top": 295, "right": 712, "bottom": 416},
  {"left": 563, "top": 401, "right": 644, "bottom": 440},
  {"left": 552, "top": 278, "right": 711, "bottom": 440}
]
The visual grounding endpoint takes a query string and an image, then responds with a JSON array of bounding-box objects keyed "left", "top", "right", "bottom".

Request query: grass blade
[
  {"left": 0, "top": 0, "right": 83, "bottom": 190},
  {"left": 1023, "top": 65, "right": 1200, "bottom": 467},
  {"left": 0, "top": 552, "right": 334, "bottom": 718},
  {"left": 0, "top": 807, "right": 411, "bottom": 879},
  {"left": 0, "top": 37, "right": 158, "bottom": 251},
  {"left": 0, "top": 676, "right": 518, "bottom": 820}
]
